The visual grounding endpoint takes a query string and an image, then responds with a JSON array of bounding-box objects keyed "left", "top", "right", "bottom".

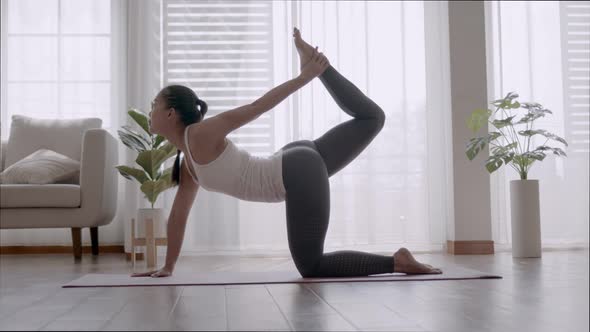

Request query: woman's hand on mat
[
  {"left": 300, "top": 46, "right": 330, "bottom": 81},
  {"left": 131, "top": 265, "right": 173, "bottom": 278}
]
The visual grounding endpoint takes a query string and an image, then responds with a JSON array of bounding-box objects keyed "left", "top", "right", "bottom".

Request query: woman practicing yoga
[{"left": 133, "top": 27, "right": 442, "bottom": 278}]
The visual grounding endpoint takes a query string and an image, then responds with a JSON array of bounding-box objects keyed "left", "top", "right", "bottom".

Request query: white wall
[{"left": 447, "top": 1, "right": 493, "bottom": 242}]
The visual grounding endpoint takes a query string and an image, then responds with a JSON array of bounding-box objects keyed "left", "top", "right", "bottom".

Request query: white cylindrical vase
[{"left": 509, "top": 179, "right": 542, "bottom": 258}]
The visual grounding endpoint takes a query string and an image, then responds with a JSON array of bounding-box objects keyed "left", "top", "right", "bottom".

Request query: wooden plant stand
[{"left": 131, "top": 217, "right": 167, "bottom": 268}]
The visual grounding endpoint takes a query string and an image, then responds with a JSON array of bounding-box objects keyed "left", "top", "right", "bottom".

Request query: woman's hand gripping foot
[
  {"left": 293, "top": 27, "right": 329, "bottom": 69},
  {"left": 293, "top": 27, "right": 330, "bottom": 79}
]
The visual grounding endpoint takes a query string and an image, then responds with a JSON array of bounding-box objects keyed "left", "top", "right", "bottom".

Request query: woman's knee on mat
[
  {"left": 288, "top": 242, "right": 325, "bottom": 278},
  {"left": 294, "top": 259, "right": 322, "bottom": 278}
]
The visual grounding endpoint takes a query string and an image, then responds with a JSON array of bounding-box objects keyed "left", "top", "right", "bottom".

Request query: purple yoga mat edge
[{"left": 61, "top": 274, "right": 502, "bottom": 288}]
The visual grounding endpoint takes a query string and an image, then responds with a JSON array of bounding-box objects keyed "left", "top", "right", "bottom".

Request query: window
[
  {"left": 560, "top": 1, "right": 590, "bottom": 154},
  {"left": 1, "top": 0, "right": 112, "bottom": 140},
  {"left": 487, "top": 0, "right": 589, "bottom": 247},
  {"left": 162, "top": 0, "right": 276, "bottom": 156}
]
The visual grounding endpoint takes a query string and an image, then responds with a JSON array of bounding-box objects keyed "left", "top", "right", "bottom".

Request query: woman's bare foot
[
  {"left": 293, "top": 27, "right": 318, "bottom": 69},
  {"left": 393, "top": 247, "right": 442, "bottom": 274}
]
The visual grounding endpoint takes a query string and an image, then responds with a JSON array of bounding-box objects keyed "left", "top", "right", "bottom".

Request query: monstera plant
[
  {"left": 465, "top": 91, "right": 569, "bottom": 258},
  {"left": 115, "top": 108, "right": 177, "bottom": 208},
  {"left": 465, "top": 91, "right": 568, "bottom": 180}
]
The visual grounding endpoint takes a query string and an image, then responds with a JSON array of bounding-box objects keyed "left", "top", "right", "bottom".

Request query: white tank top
[{"left": 183, "top": 124, "right": 286, "bottom": 203}]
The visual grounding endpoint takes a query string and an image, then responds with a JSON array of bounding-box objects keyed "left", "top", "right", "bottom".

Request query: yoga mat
[{"left": 62, "top": 266, "right": 501, "bottom": 288}]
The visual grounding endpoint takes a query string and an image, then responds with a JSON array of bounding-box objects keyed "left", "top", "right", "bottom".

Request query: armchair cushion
[
  {"left": 4, "top": 114, "right": 102, "bottom": 170},
  {"left": 0, "top": 184, "right": 81, "bottom": 208},
  {"left": 0, "top": 148, "right": 80, "bottom": 185}
]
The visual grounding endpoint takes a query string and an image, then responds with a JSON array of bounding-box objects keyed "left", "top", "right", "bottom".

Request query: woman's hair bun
[{"left": 196, "top": 98, "right": 208, "bottom": 117}]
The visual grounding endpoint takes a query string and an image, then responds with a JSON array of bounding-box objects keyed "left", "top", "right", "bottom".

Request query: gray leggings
[{"left": 280, "top": 65, "right": 394, "bottom": 278}]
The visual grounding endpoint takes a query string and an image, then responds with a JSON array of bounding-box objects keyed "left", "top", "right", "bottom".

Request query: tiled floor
[{"left": 0, "top": 249, "right": 588, "bottom": 331}]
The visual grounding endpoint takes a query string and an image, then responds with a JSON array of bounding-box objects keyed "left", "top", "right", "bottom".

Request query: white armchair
[{"left": 0, "top": 127, "right": 119, "bottom": 260}]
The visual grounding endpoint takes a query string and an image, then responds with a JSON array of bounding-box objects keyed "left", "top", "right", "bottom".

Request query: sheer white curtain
[
  {"left": 160, "top": 0, "right": 453, "bottom": 256},
  {"left": 1, "top": 0, "right": 454, "bottom": 256},
  {"left": 486, "top": 1, "right": 590, "bottom": 250},
  {"left": 121, "top": 0, "right": 164, "bottom": 253}
]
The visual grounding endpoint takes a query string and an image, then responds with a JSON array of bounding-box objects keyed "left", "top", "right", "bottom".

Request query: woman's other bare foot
[
  {"left": 293, "top": 27, "right": 317, "bottom": 69},
  {"left": 393, "top": 247, "right": 442, "bottom": 274}
]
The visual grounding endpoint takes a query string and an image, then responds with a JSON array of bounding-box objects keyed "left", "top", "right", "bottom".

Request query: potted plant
[
  {"left": 465, "top": 92, "right": 568, "bottom": 258},
  {"left": 115, "top": 108, "right": 177, "bottom": 265}
]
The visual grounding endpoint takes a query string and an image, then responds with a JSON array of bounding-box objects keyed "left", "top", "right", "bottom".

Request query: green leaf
[
  {"left": 491, "top": 115, "right": 516, "bottom": 129},
  {"left": 490, "top": 92, "right": 519, "bottom": 108},
  {"left": 466, "top": 137, "right": 487, "bottom": 161},
  {"left": 159, "top": 142, "right": 178, "bottom": 160},
  {"left": 514, "top": 107, "right": 552, "bottom": 125},
  {"left": 534, "top": 108, "right": 553, "bottom": 115},
  {"left": 513, "top": 155, "right": 529, "bottom": 168},
  {"left": 115, "top": 165, "right": 149, "bottom": 184},
  {"left": 544, "top": 132, "right": 568, "bottom": 147},
  {"left": 490, "top": 142, "right": 518, "bottom": 156},
  {"left": 517, "top": 129, "right": 568, "bottom": 146},
  {"left": 522, "top": 150, "right": 547, "bottom": 162},
  {"left": 465, "top": 132, "right": 505, "bottom": 161},
  {"left": 156, "top": 166, "right": 173, "bottom": 181},
  {"left": 154, "top": 135, "right": 166, "bottom": 149},
  {"left": 466, "top": 108, "right": 492, "bottom": 134},
  {"left": 532, "top": 145, "right": 552, "bottom": 152},
  {"left": 510, "top": 101, "right": 521, "bottom": 109},
  {"left": 136, "top": 149, "right": 171, "bottom": 180},
  {"left": 151, "top": 146, "right": 176, "bottom": 181},
  {"left": 531, "top": 145, "right": 567, "bottom": 158},
  {"left": 121, "top": 125, "right": 151, "bottom": 148},
  {"left": 506, "top": 141, "right": 518, "bottom": 150},
  {"left": 521, "top": 102, "right": 542, "bottom": 110},
  {"left": 518, "top": 129, "right": 542, "bottom": 136},
  {"left": 141, "top": 178, "right": 175, "bottom": 205},
  {"left": 501, "top": 152, "right": 516, "bottom": 165},
  {"left": 552, "top": 147, "right": 567, "bottom": 157},
  {"left": 514, "top": 112, "right": 543, "bottom": 125},
  {"left": 505, "top": 91, "right": 519, "bottom": 100},
  {"left": 117, "top": 130, "right": 149, "bottom": 152},
  {"left": 128, "top": 108, "right": 151, "bottom": 136},
  {"left": 488, "top": 131, "right": 502, "bottom": 141},
  {"left": 484, "top": 155, "right": 505, "bottom": 173},
  {"left": 485, "top": 148, "right": 516, "bottom": 173}
]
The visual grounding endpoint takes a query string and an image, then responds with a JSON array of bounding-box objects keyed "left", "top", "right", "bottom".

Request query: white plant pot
[
  {"left": 510, "top": 179, "right": 542, "bottom": 258},
  {"left": 136, "top": 208, "right": 167, "bottom": 238}
]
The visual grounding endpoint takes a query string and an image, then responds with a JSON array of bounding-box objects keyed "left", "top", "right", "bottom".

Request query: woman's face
[{"left": 148, "top": 94, "right": 169, "bottom": 134}]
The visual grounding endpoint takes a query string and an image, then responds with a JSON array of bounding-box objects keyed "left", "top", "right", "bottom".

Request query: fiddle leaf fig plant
[
  {"left": 466, "top": 92, "right": 568, "bottom": 180},
  {"left": 115, "top": 108, "right": 177, "bottom": 208}
]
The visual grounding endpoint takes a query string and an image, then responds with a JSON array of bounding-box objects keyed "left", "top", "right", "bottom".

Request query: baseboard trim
[
  {"left": 0, "top": 245, "right": 124, "bottom": 255},
  {"left": 447, "top": 240, "right": 494, "bottom": 255}
]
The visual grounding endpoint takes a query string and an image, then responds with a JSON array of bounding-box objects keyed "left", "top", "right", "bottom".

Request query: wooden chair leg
[
  {"left": 90, "top": 227, "right": 99, "bottom": 256},
  {"left": 71, "top": 227, "right": 82, "bottom": 260}
]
